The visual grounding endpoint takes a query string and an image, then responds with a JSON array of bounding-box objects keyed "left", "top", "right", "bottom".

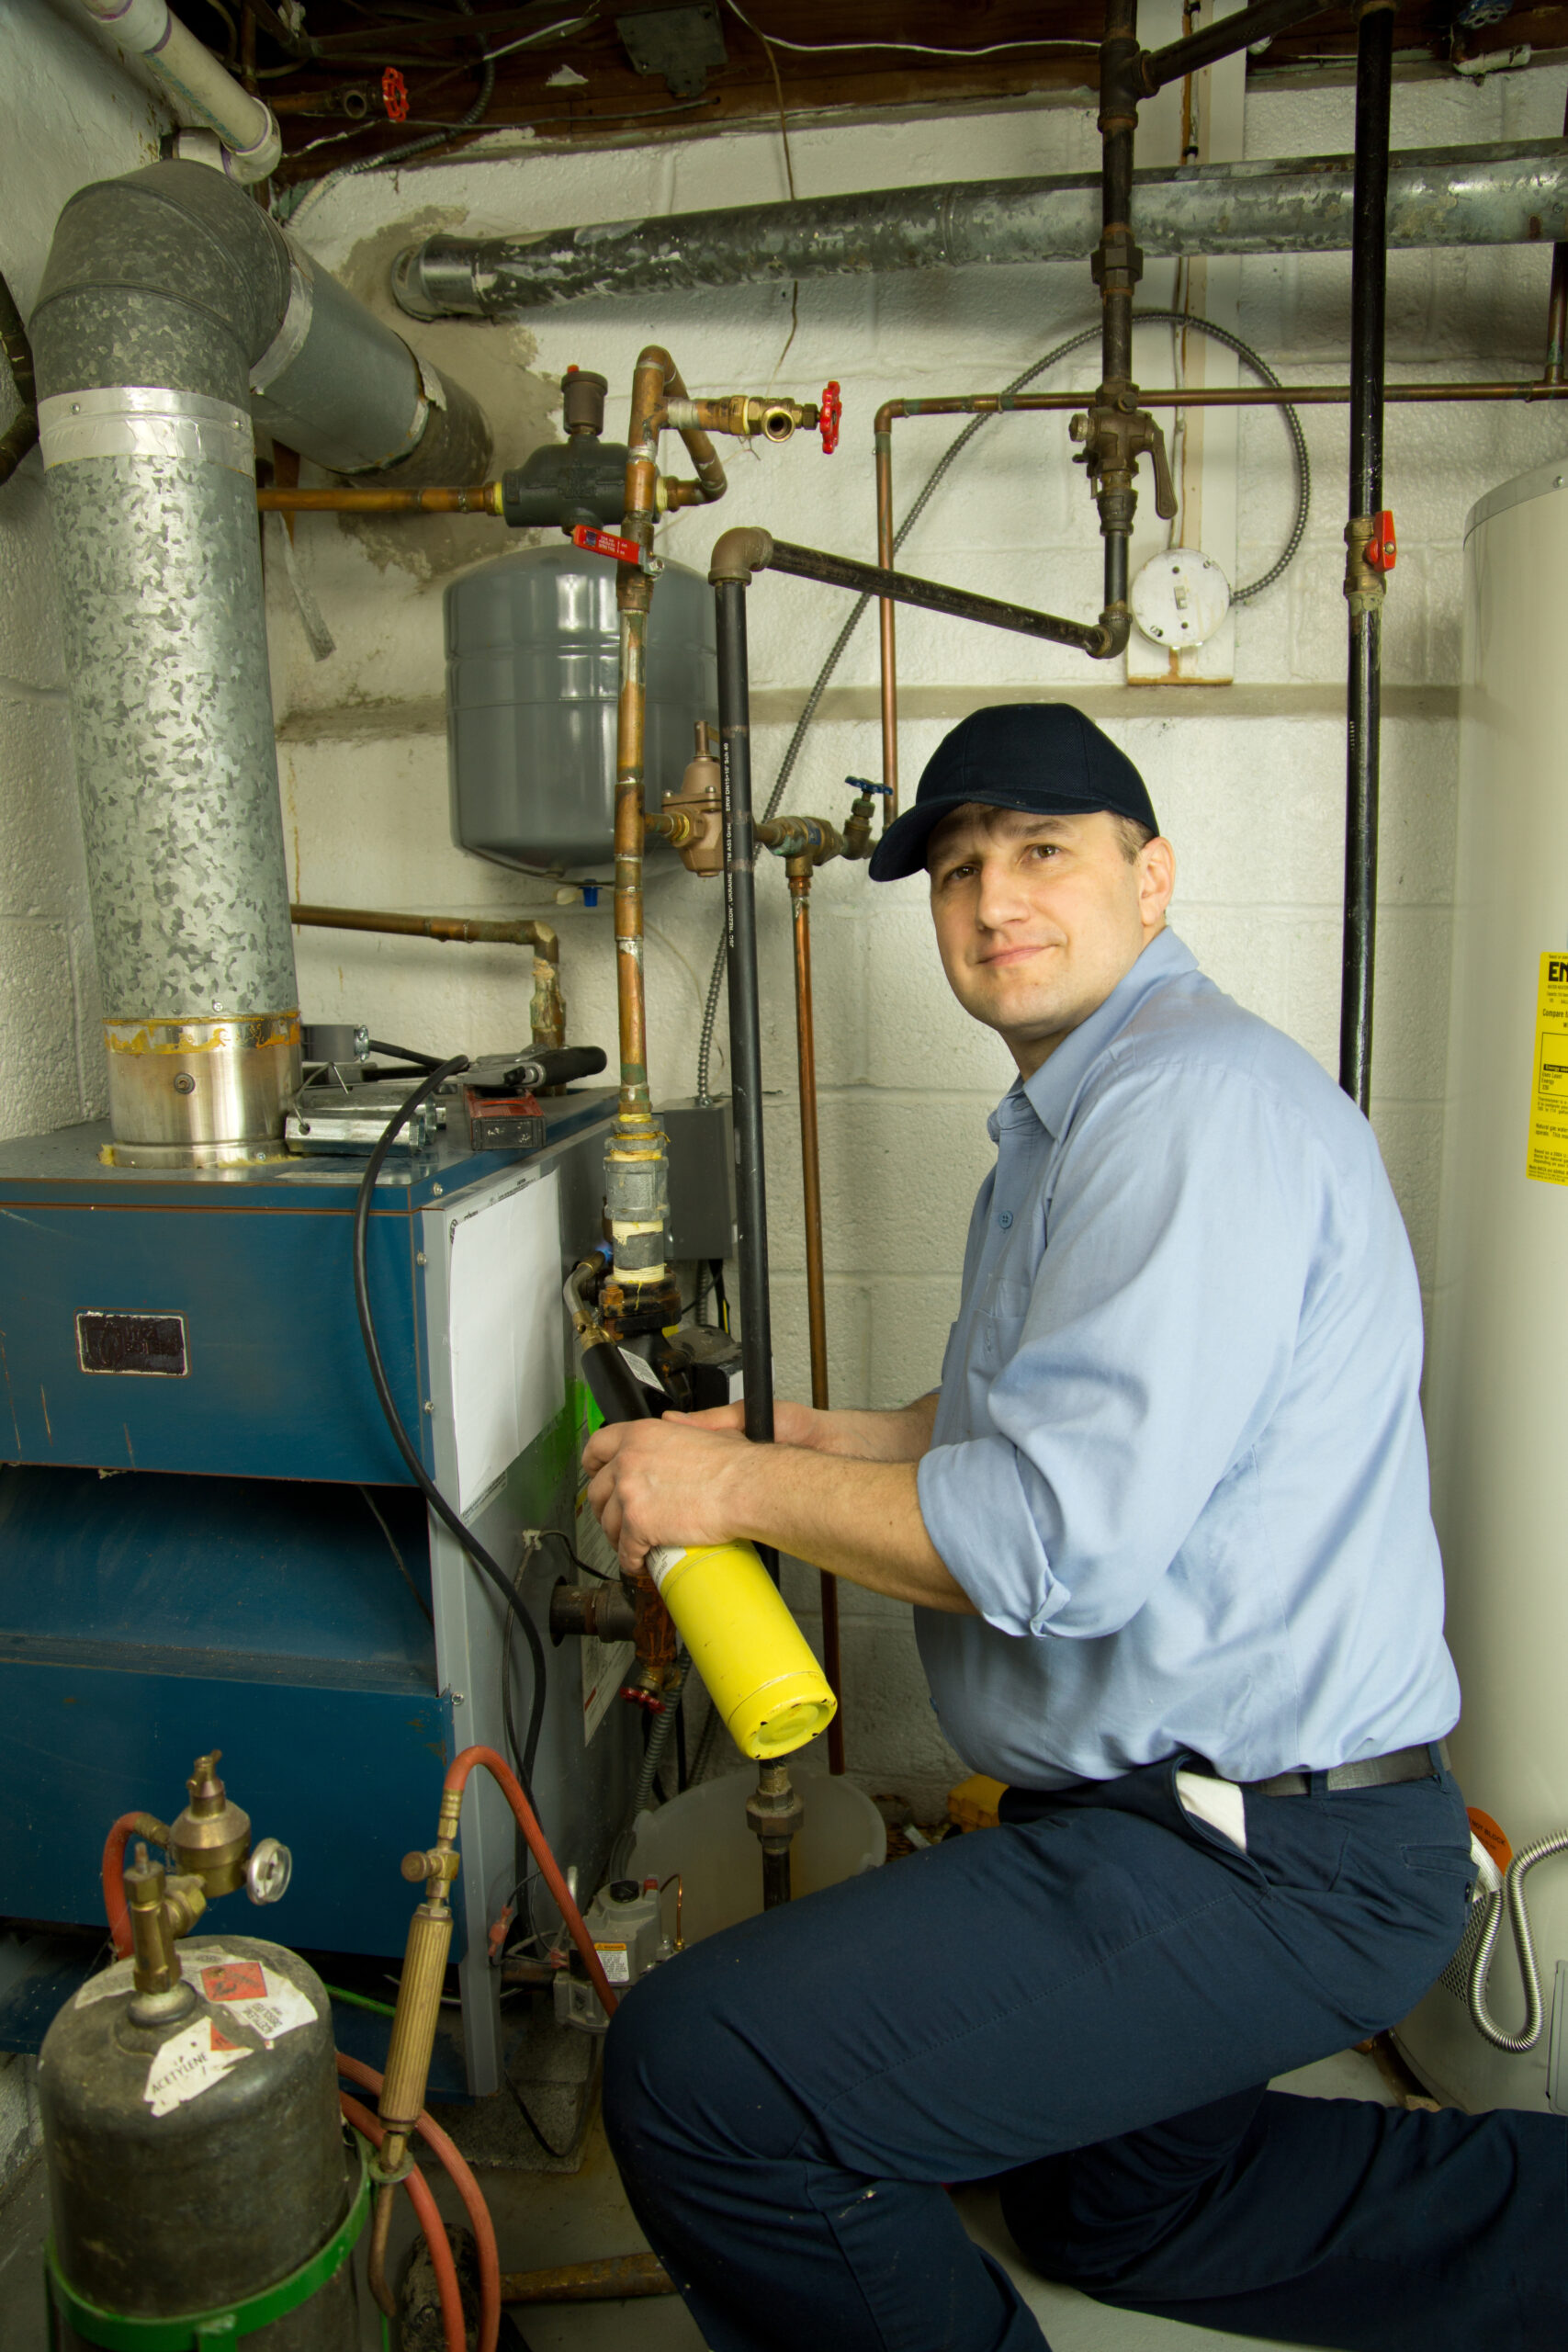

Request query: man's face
[{"left": 927, "top": 805, "right": 1176, "bottom": 1076}]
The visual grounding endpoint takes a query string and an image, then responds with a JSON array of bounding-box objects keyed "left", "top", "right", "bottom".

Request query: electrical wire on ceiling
[
  {"left": 718, "top": 0, "right": 1098, "bottom": 58},
  {"left": 691, "top": 312, "right": 1312, "bottom": 1102}
]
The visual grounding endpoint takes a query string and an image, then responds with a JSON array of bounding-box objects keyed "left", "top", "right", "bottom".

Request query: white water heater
[{"left": 1399, "top": 458, "right": 1568, "bottom": 2112}]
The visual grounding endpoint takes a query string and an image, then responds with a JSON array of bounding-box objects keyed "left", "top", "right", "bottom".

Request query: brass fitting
[
  {"left": 758, "top": 814, "right": 843, "bottom": 866},
  {"left": 842, "top": 788, "right": 878, "bottom": 862},
  {"left": 662, "top": 393, "right": 819, "bottom": 444},
  {"left": 1069, "top": 399, "right": 1178, "bottom": 533},
  {"left": 168, "top": 1751, "right": 251, "bottom": 1898},
  {"left": 658, "top": 720, "right": 725, "bottom": 878},
  {"left": 126, "top": 1844, "right": 208, "bottom": 2006},
  {"left": 380, "top": 1820, "right": 462, "bottom": 2177},
  {"left": 1344, "top": 514, "right": 1392, "bottom": 618}
]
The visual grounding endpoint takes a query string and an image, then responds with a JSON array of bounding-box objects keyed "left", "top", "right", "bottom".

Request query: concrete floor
[{"left": 0, "top": 2046, "right": 1394, "bottom": 2350}]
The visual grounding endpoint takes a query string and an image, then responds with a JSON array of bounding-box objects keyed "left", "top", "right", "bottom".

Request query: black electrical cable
[
  {"left": 692, "top": 311, "right": 1310, "bottom": 1099},
  {"left": 351, "top": 1057, "right": 549, "bottom": 1796},
  {"left": 368, "top": 1037, "right": 445, "bottom": 1072}
]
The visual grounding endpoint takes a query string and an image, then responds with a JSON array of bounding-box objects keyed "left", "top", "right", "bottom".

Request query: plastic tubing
[
  {"left": 338, "top": 2052, "right": 499, "bottom": 2352},
  {"left": 339, "top": 2090, "right": 465, "bottom": 2352},
  {"left": 445, "top": 1746, "right": 619, "bottom": 2018},
  {"left": 102, "top": 1812, "right": 169, "bottom": 1960}
]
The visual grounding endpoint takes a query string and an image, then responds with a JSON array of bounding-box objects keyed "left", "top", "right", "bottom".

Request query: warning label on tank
[
  {"left": 144, "top": 2017, "right": 252, "bottom": 2118},
  {"left": 593, "top": 1941, "right": 631, "bottom": 1984},
  {"left": 1527, "top": 953, "right": 1568, "bottom": 1184},
  {"left": 77, "top": 1945, "right": 317, "bottom": 2049},
  {"left": 196, "top": 1954, "right": 317, "bottom": 2047}
]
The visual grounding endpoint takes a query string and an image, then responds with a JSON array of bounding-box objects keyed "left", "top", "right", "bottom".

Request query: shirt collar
[{"left": 987, "top": 928, "right": 1196, "bottom": 1144}]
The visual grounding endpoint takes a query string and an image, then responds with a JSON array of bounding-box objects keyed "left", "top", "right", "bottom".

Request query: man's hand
[
  {"left": 581, "top": 1398, "right": 976, "bottom": 1615},
  {"left": 582, "top": 1415, "right": 748, "bottom": 1573}
]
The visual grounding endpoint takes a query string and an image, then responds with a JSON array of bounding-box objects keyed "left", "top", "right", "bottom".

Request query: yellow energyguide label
[{"left": 1527, "top": 952, "right": 1568, "bottom": 1184}]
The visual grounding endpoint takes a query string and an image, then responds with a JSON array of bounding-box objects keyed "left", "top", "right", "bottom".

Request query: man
[{"left": 583, "top": 704, "right": 1562, "bottom": 2351}]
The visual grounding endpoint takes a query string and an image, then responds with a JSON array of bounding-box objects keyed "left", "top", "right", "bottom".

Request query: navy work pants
[{"left": 603, "top": 1756, "right": 1568, "bottom": 2349}]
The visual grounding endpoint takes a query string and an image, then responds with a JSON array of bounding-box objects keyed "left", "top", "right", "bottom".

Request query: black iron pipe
[
  {"left": 714, "top": 580, "right": 776, "bottom": 1451},
  {"left": 763, "top": 537, "right": 1114, "bottom": 659},
  {"left": 1340, "top": 2, "right": 1394, "bottom": 1112},
  {"left": 1141, "top": 0, "right": 1332, "bottom": 91}
]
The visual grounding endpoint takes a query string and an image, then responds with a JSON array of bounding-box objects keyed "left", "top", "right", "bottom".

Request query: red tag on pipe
[
  {"left": 1366, "top": 510, "right": 1396, "bottom": 571},
  {"left": 572, "top": 525, "right": 643, "bottom": 566}
]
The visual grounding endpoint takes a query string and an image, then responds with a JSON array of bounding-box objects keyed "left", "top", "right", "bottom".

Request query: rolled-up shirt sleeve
[{"left": 916, "top": 1053, "right": 1328, "bottom": 1639}]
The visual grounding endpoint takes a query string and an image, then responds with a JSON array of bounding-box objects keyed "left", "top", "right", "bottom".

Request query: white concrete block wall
[{"left": 6, "top": 43, "right": 1568, "bottom": 1796}]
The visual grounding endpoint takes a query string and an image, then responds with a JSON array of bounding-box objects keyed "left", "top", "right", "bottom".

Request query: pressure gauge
[{"left": 1130, "top": 548, "right": 1232, "bottom": 650}]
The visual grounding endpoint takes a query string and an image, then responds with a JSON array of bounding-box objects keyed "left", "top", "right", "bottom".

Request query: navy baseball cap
[{"left": 868, "top": 703, "right": 1159, "bottom": 883}]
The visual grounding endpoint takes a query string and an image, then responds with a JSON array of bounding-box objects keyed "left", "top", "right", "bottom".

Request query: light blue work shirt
[{"left": 915, "top": 927, "right": 1461, "bottom": 1789}]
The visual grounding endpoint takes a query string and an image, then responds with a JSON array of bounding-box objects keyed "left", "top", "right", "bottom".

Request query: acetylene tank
[{"left": 39, "top": 1935, "right": 355, "bottom": 2349}]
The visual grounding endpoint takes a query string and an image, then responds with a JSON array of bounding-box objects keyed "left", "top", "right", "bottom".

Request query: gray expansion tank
[{"left": 446, "top": 543, "right": 717, "bottom": 873}]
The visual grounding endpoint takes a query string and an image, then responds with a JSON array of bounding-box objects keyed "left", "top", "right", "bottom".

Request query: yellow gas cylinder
[{"left": 647, "top": 1540, "right": 837, "bottom": 1759}]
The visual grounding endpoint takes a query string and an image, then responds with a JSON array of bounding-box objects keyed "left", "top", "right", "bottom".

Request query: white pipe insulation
[{"left": 75, "top": 0, "right": 282, "bottom": 182}]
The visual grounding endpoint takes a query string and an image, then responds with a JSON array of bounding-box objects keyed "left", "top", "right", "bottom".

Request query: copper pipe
[
  {"left": 874, "top": 419, "right": 898, "bottom": 820},
  {"left": 501, "top": 2253, "right": 677, "bottom": 2304},
  {"left": 289, "top": 903, "right": 564, "bottom": 1051},
  {"left": 630, "top": 345, "right": 728, "bottom": 503},
  {"left": 877, "top": 379, "right": 1568, "bottom": 420},
  {"left": 367, "top": 2184, "right": 398, "bottom": 2320},
  {"left": 258, "top": 483, "right": 502, "bottom": 512},
  {"left": 613, "top": 602, "right": 651, "bottom": 1115},
  {"left": 786, "top": 853, "right": 845, "bottom": 1774}
]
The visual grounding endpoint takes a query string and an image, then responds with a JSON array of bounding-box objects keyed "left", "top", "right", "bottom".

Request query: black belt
[{"left": 1211, "top": 1741, "right": 1446, "bottom": 1799}]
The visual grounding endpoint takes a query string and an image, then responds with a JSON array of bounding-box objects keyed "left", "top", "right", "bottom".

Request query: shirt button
[{"left": 997, "top": 1210, "right": 1013, "bottom": 1229}]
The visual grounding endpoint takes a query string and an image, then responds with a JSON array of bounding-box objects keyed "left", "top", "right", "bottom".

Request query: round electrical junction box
[{"left": 1130, "top": 548, "right": 1232, "bottom": 650}]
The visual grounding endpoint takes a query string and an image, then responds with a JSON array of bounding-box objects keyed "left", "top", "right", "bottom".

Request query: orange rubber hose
[
  {"left": 337, "top": 2051, "right": 499, "bottom": 2352},
  {"left": 102, "top": 1813, "right": 168, "bottom": 1960},
  {"left": 444, "top": 1745, "right": 619, "bottom": 2016},
  {"left": 340, "top": 2091, "right": 465, "bottom": 2352}
]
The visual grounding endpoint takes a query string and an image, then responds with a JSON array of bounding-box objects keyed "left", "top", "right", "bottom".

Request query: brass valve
[
  {"left": 125, "top": 1845, "right": 208, "bottom": 2007},
  {"left": 662, "top": 393, "right": 820, "bottom": 444},
  {"left": 657, "top": 720, "right": 726, "bottom": 878},
  {"left": 168, "top": 1750, "right": 252, "bottom": 1898},
  {"left": 1069, "top": 399, "right": 1178, "bottom": 530}
]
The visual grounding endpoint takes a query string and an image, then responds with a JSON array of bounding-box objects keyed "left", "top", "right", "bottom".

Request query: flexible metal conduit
[
  {"left": 392, "top": 142, "right": 1568, "bottom": 318},
  {"left": 29, "top": 161, "right": 490, "bottom": 1161},
  {"left": 1467, "top": 1829, "right": 1568, "bottom": 2052}
]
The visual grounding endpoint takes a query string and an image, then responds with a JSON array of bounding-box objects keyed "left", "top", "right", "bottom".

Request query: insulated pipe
[
  {"left": 391, "top": 142, "right": 1568, "bottom": 317},
  {"left": 77, "top": 0, "right": 282, "bottom": 183},
  {"left": 1340, "top": 2, "right": 1394, "bottom": 1112},
  {"left": 30, "top": 161, "right": 490, "bottom": 1160}
]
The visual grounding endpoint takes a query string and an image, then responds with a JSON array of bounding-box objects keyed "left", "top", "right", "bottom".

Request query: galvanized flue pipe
[{"left": 391, "top": 142, "right": 1568, "bottom": 319}]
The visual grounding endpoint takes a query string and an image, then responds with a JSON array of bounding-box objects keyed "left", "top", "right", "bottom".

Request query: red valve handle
[
  {"left": 1367, "top": 509, "right": 1396, "bottom": 572},
  {"left": 382, "top": 67, "right": 410, "bottom": 122},
  {"left": 818, "top": 380, "right": 841, "bottom": 456},
  {"left": 573, "top": 524, "right": 644, "bottom": 569}
]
